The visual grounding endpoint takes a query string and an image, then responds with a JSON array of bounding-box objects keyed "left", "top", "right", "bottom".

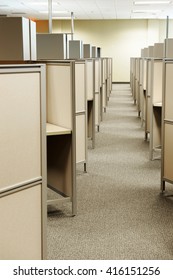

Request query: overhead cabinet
[
  {"left": 92, "top": 46, "right": 97, "bottom": 58},
  {"left": 69, "top": 40, "right": 83, "bottom": 59},
  {"left": 0, "top": 17, "right": 36, "bottom": 61},
  {"left": 37, "top": 33, "right": 70, "bottom": 60},
  {"left": 83, "top": 44, "right": 92, "bottom": 58}
]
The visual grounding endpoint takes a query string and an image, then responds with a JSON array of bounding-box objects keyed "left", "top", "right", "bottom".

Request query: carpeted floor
[{"left": 47, "top": 83, "right": 173, "bottom": 260}]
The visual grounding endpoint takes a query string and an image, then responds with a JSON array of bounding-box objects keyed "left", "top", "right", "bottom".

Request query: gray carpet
[{"left": 47, "top": 83, "right": 173, "bottom": 260}]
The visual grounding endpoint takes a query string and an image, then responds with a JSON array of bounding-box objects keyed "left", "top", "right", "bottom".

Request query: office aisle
[{"left": 47, "top": 84, "right": 173, "bottom": 260}]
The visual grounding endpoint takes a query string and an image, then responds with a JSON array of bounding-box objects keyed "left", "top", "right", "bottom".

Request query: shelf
[
  {"left": 46, "top": 123, "right": 71, "bottom": 136},
  {"left": 153, "top": 102, "right": 162, "bottom": 107}
]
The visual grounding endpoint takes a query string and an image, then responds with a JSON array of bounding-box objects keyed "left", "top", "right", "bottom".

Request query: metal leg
[
  {"left": 161, "top": 180, "right": 165, "bottom": 193},
  {"left": 84, "top": 162, "right": 87, "bottom": 173}
]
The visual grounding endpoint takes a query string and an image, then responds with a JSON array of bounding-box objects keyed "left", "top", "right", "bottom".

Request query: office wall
[{"left": 36, "top": 19, "right": 173, "bottom": 82}]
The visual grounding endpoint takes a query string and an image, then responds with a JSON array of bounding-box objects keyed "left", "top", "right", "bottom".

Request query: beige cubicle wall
[
  {"left": 132, "top": 43, "right": 164, "bottom": 160},
  {"left": 86, "top": 59, "right": 95, "bottom": 148},
  {"left": 164, "top": 38, "right": 173, "bottom": 57},
  {"left": 106, "top": 57, "right": 113, "bottom": 101},
  {"left": 145, "top": 58, "right": 152, "bottom": 140},
  {"left": 161, "top": 60, "right": 173, "bottom": 191},
  {"left": 45, "top": 60, "right": 88, "bottom": 215},
  {"left": 161, "top": 39, "right": 173, "bottom": 191},
  {"left": 141, "top": 54, "right": 147, "bottom": 127},
  {"left": 75, "top": 60, "right": 88, "bottom": 170},
  {"left": 130, "top": 57, "right": 133, "bottom": 92},
  {"left": 101, "top": 58, "right": 107, "bottom": 113},
  {"left": 146, "top": 43, "right": 164, "bottom": 159},
  {"left": 130, "top": 57, "right": 141, "bottom": 110},
  {"left": 0, "top": 64, "right": 47, "bottom": 260},
  {"left": 130, "top": 58, "right": 137, "bottom": 103},
  {"left": 130, "top": 57, "right": 134, "bottom": 98},
  {"left": 83, "top": 43, "right": 101, "bottom": 135},
  {"left": 135, "top": 57, "right": 140, "bottom": 116},
  {"left": 139, "top": 57, "right": 144, "bottom": 120},
  {"left": 94, "top": 58, "right": 101, "bottom": 132},
  {"left": 149, "top": 59, "right": 163, "bottom": 160}
]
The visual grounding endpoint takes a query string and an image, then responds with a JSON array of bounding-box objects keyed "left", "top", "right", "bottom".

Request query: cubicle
[
  {"left": 130, "top": 57, "right": 136, "bottom": 103},
  {"left": 149, "top": 43, "right": 164, "bottom": 160},
  {"left": 45, "top": 60, "right": 88, "bottom": 215},
  {"left": 149, "top": 59, "right": 163, "bottom": 160},
  {"left": 140, "top": 47, "right": 148, "bottom": 127},
  {"left": 161, "top": 60, "right": 173, "bottom": 191},
  {"left": 161, "top": 39, "right": 173, "bottom": 191},
  {"left": 135, "top": 57, "right": 140, "bottom": 116},
  {"left": 106, "top": 57, "right": 113, "bottom": 101}
]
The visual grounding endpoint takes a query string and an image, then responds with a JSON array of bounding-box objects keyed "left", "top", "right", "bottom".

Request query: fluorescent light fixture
[
  {"left": 31, "top": 1, "right": 59, "bottom": 5},
  {"left": 39, "top": 11, "right": 68, "bottom": 14},
  {"left": 132, "top": 9, "right": 161, "bottom": 13},
  {"left": 134, "top": 1, "right": 171, "bottom": 4}
]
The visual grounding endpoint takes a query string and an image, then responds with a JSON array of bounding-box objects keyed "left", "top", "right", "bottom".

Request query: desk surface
[{"left": 46, "top": 123, "right": 71, "bottom": 136}]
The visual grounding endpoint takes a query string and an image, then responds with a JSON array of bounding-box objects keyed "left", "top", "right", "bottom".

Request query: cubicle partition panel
[
  {"left": 130, "top": 58, "right": 133, "bottom": 91},
  {"left": 94, "top": 58, "right": 101, "bottom": 132},
  {"left": 141, "top": 58, "right": 147, "bottom": 127},
  {"left": 135, "top": 58, "right": 140, "bottom": 116},
  {"left": 106, "top": 58, "right": 110, "bottom": 101},
  {"left": 132, "top": 58, "right": 136, "bottom": 103},
  {"left": 75, "top": 60, "right": 87, "bottom": 171},
  {"left": 46, "top": 61, "right": 76, "bottom": 215},
  {"left": 139, "top": 58, "right": 143, "bottom": 120},
  {"left": 86, "top": 59, "right": 95, "bottom": 148},
  {"left": 0, "top": 64, "right": 47, "bottom": 259},
  {"left": 145, "top": 59, "right": 152, "bottom": 140},
  {"left": 101, "top": 58, "right": 107, "bottom": 112},
  {"left": 99, "top": 58, "right": 103, "bottom": 121},
  {"left": 109, "top": 57, "right": 113, "bottom": 93},
  {"left": 161, "top": 60, "right": 173, "bottom": 191},
  {"left": 130, "top": 57, "right": 135, "bottom": 97},
  {"left": 106, "top": 57, "right": 113, "bottom": 101},
  {"left": 149, "top": 59, "right": 163, "bottom": 160}
]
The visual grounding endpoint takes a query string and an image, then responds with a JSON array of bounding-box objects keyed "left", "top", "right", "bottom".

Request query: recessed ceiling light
[
  {"left": 31, "top": 1, "right": 58, "bottom": 5},
  {"left": 134, "top": 1, "right": 171, "bottom": 4},
  {"left": 132, "top": 9, "right": 161, "bottom": 13}
]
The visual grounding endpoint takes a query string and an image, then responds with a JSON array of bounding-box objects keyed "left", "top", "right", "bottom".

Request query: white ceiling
[{"left": 0, "top": 0, "right": 173, "bottom": 20}]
